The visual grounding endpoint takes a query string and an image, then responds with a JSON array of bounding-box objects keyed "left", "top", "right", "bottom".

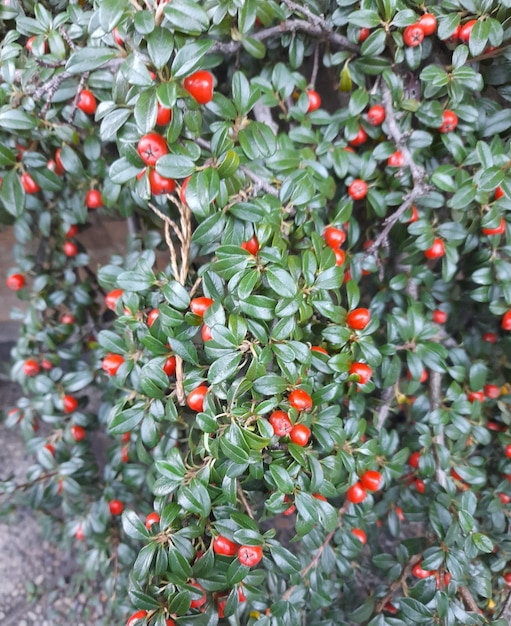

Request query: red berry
[
  {"left": 85, "top": 189, "right": 102, "bottom": 209},
  {"left": 349, "top": 126, "right": 368, "bottom": 147},
  {"left": 498, "top": 492, "right": 511, "bottom": 504},
  {"left": 403, "top": 23, "right": 425, "bottom": 47},
  {"left": 367, "top": 104, "right": 385, "bottom": 126},
  {"left": 432, "top": 309, "right": 447, "bottom": 324},
  {"left": 459, "top": 19, "right": 476, "bottom": 44},
  {"left": 351, "top": 528, "right": 367, "bottom": 544},
  {"left": 311, "top": 345, "right": 328, "bottom": 355},
  {"left": 63, "top": 241, "right": 78, "bottom": 257},
  {"left": 484, "top": 384, "right": 500, "bottom": 399},
  {"left": 289, "top": 423, "right": 311, "bottom": 446},
  {"left": 238, "top": 544, "right": 263, "bottom": 567},
  {"left": 102, "top": 353, "right": 124, "bottom": 375},
  {"left": 289, "top": 389, "right": 313, "bottom": 411},
  {"left": 55, "top": 148, "right": 65, "bottom": 173},
  {"left": 418, "top": 13, "right": 437, "bottom": 36},
  {"left": 482, "top": 217, "right": 506, "bottom": 236},
  {"left": 105, "top": 289, "right": 123, "bottom": 312},
  {"left": 412, "top": 563, "right": 434, "bottom": 578},
  {"left": 184, "top": 70, "right": 214, "bottom": 105},
  {"left": 358, "top": 28, "right": 370, "bottom": 42},
  {"left": 346, "top": 481, "right": 367, "bottom": 504},
  {"left": 467, "top": 390, "right": 484, "bottom": 403},
  {"left": 147, "top": 308, "right": 159, "bottom": 327},
  {"left": 213, "top": 535, "right": 239, "bottom": 557},
  {"left": 145, "top": 512, "right": 161, "bottom": 529},
  {"left": 201, "top": 324, "right": 213, "bottom": 342},
  {"left": 163, "top": 356, "right": 176, "bottom": 377},
  {"left": 66, "top": 224, "right": 79, "bottom": 238},
  {"left": 187, "top": 385, "right": 208, "bottom": 412},
  {"left": 334, "top": 249, "right": 345, "bottom": 266},
  {"left": 149, "top": 169, "right": 176, "bottom": 195},
  {"left": 189, "top": 582, "right": 207, "bottom": 609},
  {"left": 241, "top": 234, "right": 259, "bottom": 255},
  {"left": 6, "top": 273, "right": 25, "bottom": 291},
  {"left": 505, "top": 444, "right": 511, "bottom": 458},
  {"left": 75, "top": 525, "right": 85, "bottom": 540},
  {"left": 502, "top": 311, "right": 511, "bottom": 331},
  {"left": 180, "top": 176, "right": 190, "bottom": 205},
  {"left": 387, "top": 150, "right": 404, "bottom": 167},
  {"left": 483, "top": 331, "right": 497, "bottom": 343},
  {"left": 495, "top": 186, "right": 505, "bottom": 200},
  {"left": 137, "top": 133, "right": 168, "bottom": 166},
  {"left": 127, "top": 610, "right": 148, "bottom": 626},
  {"left": 415, "top": 478, "right": 426, "bottom": 494},
  {"left": 349, "top": 362, "right": 373, "bottom": 385},
  {"left": 23, "top": 359, "right": 40, "bottom": 376},
  {"left": 346, "top": 308, "right": 370, "bottom": 330},
  {"left": 77, "top": 89, "right": 97, "bottom": 115},
  {"left": 504, "top": 572, "right": 511, "bottom": 586},
  {"left": 63, "top": 394, "right": 78, "bottom": 413},
  {"left": 439, "top": 110, "right": 458, "bottom": 133},
  {"left": 348, "top": 179, "right": 368, "bottom": 200},
  {"left": 269, "top": 410, "right": 293, "bottom": 437},
  {"left": 360, "top": 470, "right": 382, "bottom": 492},
  {"left": 109, "top": 499, "right": 124, "bottom": 515},
  {"left": 324, "top": 226, "right": 346, "bottom": 249},
  {"left": 20, "top": 172, "right": 40, "bottom": 194},
  {"left": 113, "top": 27, "right": 124, "bottom": 46},
  {"left": 306, "top": 89, "right": 321, "bottom": 112},
  {"left": 409, "top": 451, "right": 420, "bottom": 468},
  {"left": 156, "top": 103, "right": 172, "bottom": 126},
  {"left": 190, "top": 296, "right": 214, "bottom": 317},
  {"left": 424, "top": 238, "right": 445, "bottom": 259},
  {"left": 71, "top": 424, "right": 86, "bottom": 441}
]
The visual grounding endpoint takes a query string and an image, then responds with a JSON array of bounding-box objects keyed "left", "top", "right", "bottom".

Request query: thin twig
[
  {"left": 310, "top": 42, "right": 320, "bottom": 87},
  {"left": 240, "top": 165, "right": 279, "bottom": 197},
  {"left": 174, "top": 356, "right": 186, "bottom": 406},
  {"left": 375, "top": 553, "right": 422, "bottom": 612},
  {"left": 376, "top": 386, "right": 395, "bottom": 431},
  {"left": 429, "top": 369, "right": 447, "bottom": 489},
  {"left": 0, "top": 470, "right": 58, "bottom": 493},
  {"left": 148, "top": 202, "right": 181, "bottom": 282},
  {"left": 58, "top": 26, "right": 78, "bottom": 51},
  {"left": 210, "top": 19, "right": 358, "bottom": 55},
  {"left": 497, "top": 589, "right": 511, "bottom": 620},
  {"left": 237, "top": 481, "right": 256, "bottom": 520},
  {"left": 282, "top": 502, "right": 348, "bottom": 601},
  {"left": 366, "top": 81, "right": 432, "bottom": 257},
  {"left": 459, "top": 586, "right": 481, "bottom": 614}
]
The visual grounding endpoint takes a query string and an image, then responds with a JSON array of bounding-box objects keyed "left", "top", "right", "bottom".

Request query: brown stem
[
  {"left": 281, "top": 502, "right": 348, "bottom": 601},
  {"left": 376, "top": 386, "right": 395, "bottom": 431},
  {"left": 237, "top": 481, "right": 256, "bottom": 520},
  {"left": 459, "top": 586, "right": 482, "bottom": 614},
  {"left": 497, "top": 589, "right": 511, "bottom": 620},
  {"left": 174, "top": 356, "right": 186, "bottom": 406},
  {"left": 375, "top": 553, "right": 423, "bottom": 613},
  {"left": 210, "top": 18, "right": 359, "bottom": 55},
  {"left": 1, "top": 470, "right": 58, "bottom": 493},
  {"left": 429, "top": 369, "right": 447, "bottom": 489},
  {"left": 366, "top": 81, "right": 432, "bottom": 257}
]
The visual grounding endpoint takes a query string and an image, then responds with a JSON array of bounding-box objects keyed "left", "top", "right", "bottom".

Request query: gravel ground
[{"left": 0, "top": 333, "right": 108, "bottom": 625}]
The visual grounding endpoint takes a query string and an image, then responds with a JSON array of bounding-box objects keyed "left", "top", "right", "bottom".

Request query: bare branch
[
  {"left": 459, "top": 586, "right": 482, "bottom": 615},
  {"left": 429, "top": 369, "right": 447, "bottom": 489},
  {"left": 366, "top": 81, "right": 432, "bottom": 257},
  {"left": 210, "top": 19, "right": 358, "bottom": 55},
  {"left": 376, "top": 386, "right": 395, "bottom": 431},
  {"left": 375, "top": 553, "right": 423, "bottom": 613}
]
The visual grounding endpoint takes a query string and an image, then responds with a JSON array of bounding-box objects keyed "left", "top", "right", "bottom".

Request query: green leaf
[
  {"left": 265, "top": 268, "right": 297, "bottom": 298},
  {"left": 399, "top": 598, "right": 434, "bottom": 622},
  {"left": 472, "top": 532, "right": 493, "bottom": 553},
  {"left": 0, "top": 169, "right": 25, "bottom": 217},
  {"left": 134, "top": 90, "right": 157, "bottom": 134},
  {"left": 122, "top": 509, "right": 150, "bottom": 541},
  {"left": 140, "top": 360, "right": 170, "bottom": 399},
  {"left": 241, "top": 36, "right": 266, "bottom": 59},
  {"left": 99, "top": 0, "right": 128, "bottom": 32},
  {"left": 208, "top": 352, "right": 242, "bottom": 384},
  {"left": 238, "top": 122, "right": 277, "bottom": 159},
  {"left": 156, "top": 154, "right": 195, "bottom": 179},
  {"left": 178, "top": 479, "right": 211, "bottom": 517},
  {"left": 147, "top": 27, "right": 174, "bottom": 69},
  {"left": 253, "top": 374, "right": 288, "bottom": 395},
  {"left": 0, "top": 108, "right": 37, "bottom": 130},
  {"left": 469, "top": 19, "right": 490, "bottom": 57},
  {"left": 66, "top": 47, "right": 117, "bottom": 73},
  {"left": 171, "top": 40, "right": 215, "bottom": 79},
  {"left": 164, "top": 0, "right": 209, "bottom": 35},
  {"left": 268, "top": 464, "right": 294, "bottom": 493}
]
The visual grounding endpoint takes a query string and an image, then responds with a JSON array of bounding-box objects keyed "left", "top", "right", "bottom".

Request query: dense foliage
[{"left": 2, "top": 0, "right": 511, "bottom": 624}]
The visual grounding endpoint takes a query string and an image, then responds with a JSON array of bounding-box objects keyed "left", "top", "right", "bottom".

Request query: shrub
[{"left": 2, "top": 1, "right": 511, "bottom": 624}]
